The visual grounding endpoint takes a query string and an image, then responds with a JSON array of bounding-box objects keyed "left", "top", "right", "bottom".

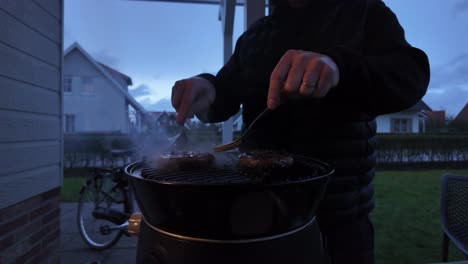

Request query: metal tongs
[
  {"left": 213, "top": 107, "right": 272, "bottom": 152},
  {"left": 167, "top": 129, "right": 188, "bottom": 152}
]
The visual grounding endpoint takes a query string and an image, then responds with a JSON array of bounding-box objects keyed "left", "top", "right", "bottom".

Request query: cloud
[
  {"left": 454, "top": 0, "right": 468, "bottom": 14},
  {"left": 425, "top": 53, "right": 468, "bottom": 116},
  {"left": 429, "top": 53, "right": 468, "bottom": 89},
  {"left": 92, "top": 49, "right": 119, "bottom": 67},
  {"left": 130, "top": 84, "right": 151, "bottom": 97}
]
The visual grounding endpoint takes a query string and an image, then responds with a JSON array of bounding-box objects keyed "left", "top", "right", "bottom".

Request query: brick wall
[{"left": 0, "top": 188, "right": 61, "bottom": 263}]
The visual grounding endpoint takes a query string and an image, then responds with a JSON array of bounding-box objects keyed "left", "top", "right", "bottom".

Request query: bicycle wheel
[{"left": 77, "top": 172, "right": 127, "bottom": 250}]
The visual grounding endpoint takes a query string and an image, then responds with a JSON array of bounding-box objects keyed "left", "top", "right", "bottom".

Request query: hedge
[{"left": 64, "top": 132, "right": 468, "bottom": 168}]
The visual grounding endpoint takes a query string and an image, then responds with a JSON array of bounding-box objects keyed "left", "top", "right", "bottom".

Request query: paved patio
[
  {"left": 59, "top": 202, "right": 468, "bottom": 264},
  {"left": 60, "top": 203, "right": 137, "bottom": 264}
]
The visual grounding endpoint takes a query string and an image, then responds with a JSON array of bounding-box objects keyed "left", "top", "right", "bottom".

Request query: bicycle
[{"left": 77, "top": 166, "right": 136, "bottom": 250}]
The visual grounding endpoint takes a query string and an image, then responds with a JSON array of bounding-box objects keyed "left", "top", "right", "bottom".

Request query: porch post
[
  {"left": 244, "top": 0, "right": 265, "bottom": 29},
  {"left": 220, "top": 0, "right": 236, "bottom": 144},
  {"left": 220, "top": 0, "right": 266, "bottom": 144}
]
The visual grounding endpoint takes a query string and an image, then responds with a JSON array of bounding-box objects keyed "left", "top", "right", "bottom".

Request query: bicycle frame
[{"left": 80, "top": 168, "right": 136, "bottom": 234}]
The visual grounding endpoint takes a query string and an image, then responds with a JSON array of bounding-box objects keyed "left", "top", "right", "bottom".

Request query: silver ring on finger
[{"left": 302, "top": 82, "right": 317, "bottom": 92}]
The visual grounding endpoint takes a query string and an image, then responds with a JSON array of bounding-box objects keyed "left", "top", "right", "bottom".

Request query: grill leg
[{"left": 442, "top": 232, "right": 449, "bottom": 262}]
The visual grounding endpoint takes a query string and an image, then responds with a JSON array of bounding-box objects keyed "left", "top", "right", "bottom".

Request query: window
[
  {"left": 81, "top": 76, "right": 95, "bottom": 95},
  {"left": 64, "top": 75, "right": 72, "bottom": 93},
  {"left": 65, "top": 114, "right": 75, "bottom": 133},
  {"left": 391, "top": 118, "right": 412, "bottom": 133}
]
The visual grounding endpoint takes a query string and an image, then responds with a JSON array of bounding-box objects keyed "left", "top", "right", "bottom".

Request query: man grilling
[{"left": 171, "top": 0, "right": 430, "bottom": 263}]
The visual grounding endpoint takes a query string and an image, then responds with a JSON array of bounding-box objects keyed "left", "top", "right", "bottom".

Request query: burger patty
[
  {"left": 237, "top": 151, "right": 295, "bottom": 181},
  {"left": 155, "top": 151, "right": 215, "bottom": 170}
]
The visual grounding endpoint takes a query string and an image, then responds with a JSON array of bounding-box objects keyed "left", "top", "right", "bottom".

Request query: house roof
[
  {"left": 148, "top": 110, "right": 193, "bottom": 129},
  {"left": 407, "top": 100, "right": 432, "bottom": 112},
  {"left": 64, "top": 42, "right": 146, "bottom": 114},
  {"left": 148, "top": 111, "right": 176, "bottom": 121},
  {"left": 98, "top": 63, "right": 132, "bottom": 86},
  {"left": 454, "top": 103, "right": 468, "bottom": 122},
  {"left": 426, "top": 110, "right": 446, "bottom": 124}
]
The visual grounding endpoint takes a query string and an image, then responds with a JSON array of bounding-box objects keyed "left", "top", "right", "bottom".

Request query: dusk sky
[{"left": 64, "top": 0, "right": 468, "bottom": 117}]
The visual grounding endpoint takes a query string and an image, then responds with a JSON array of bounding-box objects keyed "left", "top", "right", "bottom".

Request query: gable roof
[
  {"left": 454, "top": 103, "right": 468, "bottom": 122},
  {"left": 98, "top": 63, "right": 132, "bottom": 86},
  {"left": 407, "top": 100, "right": 432, "bottom": 112},
  {"left": 64, "top": 42, "right": 146, "bottom": 114},
  {"left": 148, "top": 111, "right": 176, "bottom": 121}
]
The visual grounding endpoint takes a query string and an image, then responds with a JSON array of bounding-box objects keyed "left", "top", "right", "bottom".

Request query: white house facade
[
  {"left": 376, "top": 112, "right": 421, "bottom": 133},
  {"left": 63, "top": 42, "right": 146, "bottom": 134},
  {"left": 231, "top": 101, "right": 431, "bottom": 134},
  {"left": 376, "top": 100, "right": 431, "bottom": 134}
]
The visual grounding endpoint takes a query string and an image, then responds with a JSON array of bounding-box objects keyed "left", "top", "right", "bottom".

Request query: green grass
[
  {"left": 61, "top": 168, "right": 89, "bottom": 202},
  {"left": 61, "top": 169, "right": 468, "bottom": 263},
  {"left": 61, "top": 176, "right": 85, "bottom": 202},
  {"left": 373, "top": 169, "right": 468, "bottom": 264}
]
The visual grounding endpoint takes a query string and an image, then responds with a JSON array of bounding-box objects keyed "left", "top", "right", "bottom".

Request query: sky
[{"left": 64, "top": 0, "right": 468, "bottom": 117}]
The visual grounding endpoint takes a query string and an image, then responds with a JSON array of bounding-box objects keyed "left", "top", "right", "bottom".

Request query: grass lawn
[
  {"left": 373, "top": 169, "right": 468, "bottom": 264},
  {"left": 61, "top": 168, "right": 468, "bottom": 263},
  {"left": 61, "top": 168, "right": 89, "bottom": 202}
]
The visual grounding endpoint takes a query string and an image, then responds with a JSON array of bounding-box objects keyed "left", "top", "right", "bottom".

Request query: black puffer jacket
[{"left": 200, "top": 0, "right": 430, "bottom": 223}]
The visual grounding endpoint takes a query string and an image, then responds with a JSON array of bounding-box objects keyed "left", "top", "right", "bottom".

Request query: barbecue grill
[{"left": 125, "top": 154, "right": 333, "bottom": 264}]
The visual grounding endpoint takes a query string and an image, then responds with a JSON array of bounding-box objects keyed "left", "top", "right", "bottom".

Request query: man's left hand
[{"left": 267, "top": 50, "right": 340, "bottom": 109}]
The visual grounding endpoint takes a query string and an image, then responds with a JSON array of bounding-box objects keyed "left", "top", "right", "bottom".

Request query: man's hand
[
  {"left": 267, "top": 50, "right": 340, "bottom": 109},
  {"left": 171, "top": 76, "right": 216, "bottom": 125}
]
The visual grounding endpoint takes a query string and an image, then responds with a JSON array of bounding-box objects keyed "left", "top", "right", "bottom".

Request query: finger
[
  {"left": 171, "top": 80, "right": 184, "bottom": 110},
  {"left": 300, "top": 60, "right": 323, "bottom": 96},
  {"left": 176, "top": 86, "right": 193, "bottom": 125},
  {"left": 268, "top": 52, "right": 293, "bottom": 109},
  {"left": 315, "top": 65, "right": 333, "bottom": 98},
  {"left": 284, "top": 54, "right": 308, "bottom": 94}
]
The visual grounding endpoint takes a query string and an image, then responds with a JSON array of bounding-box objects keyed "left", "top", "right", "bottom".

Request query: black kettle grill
[{"left": 125, "top": 155, "right": 333, "bottom": 264}]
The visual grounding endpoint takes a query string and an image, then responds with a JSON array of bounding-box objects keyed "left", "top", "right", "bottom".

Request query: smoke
[
  {"left": 142, "top": 98, "right": 174, "bottom": 112},
  {"left": 129, "top": 84, "right": 151, "bottom": 97},
  {"left": 92, "top": 49, "right": 120, "bottom": 68},
  {"left": 132, "top": 120, "right": 238, "bottom": 169}
]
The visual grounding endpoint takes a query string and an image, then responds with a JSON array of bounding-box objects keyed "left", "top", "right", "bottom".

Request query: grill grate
[
  {"left": 141, "top": 166, "right": 251, "bottom": 184},
  {"left": 140, "top": 156, "right": 327, "bottom": 185}
]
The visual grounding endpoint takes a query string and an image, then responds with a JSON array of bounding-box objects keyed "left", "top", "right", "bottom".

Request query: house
[
  {"left": 376, "top": 100, "right": 432, "bottom": 133},
  {"left": 450, "top": 103, "right": 468, "bottom": 131},
  {"left": 63, "top": 42, "right": 147, "bottom": 134},
  {"left": 230, "top": 101, "right": 432, "bottom": 134},
  {"left": 426, "top": 110, "right": 447, "bottom": 132},
  {"left": 0, "top": 1, "right": 63, "bottom": 261},
  {"left": 149, "top": 111, "right": 178, "bottom": 127},
  {"left": 147, "top": 111, "right": 194, "bottom": 131},
  {"left": 453, "top": 103, "right": 468, "bottom": 123}
]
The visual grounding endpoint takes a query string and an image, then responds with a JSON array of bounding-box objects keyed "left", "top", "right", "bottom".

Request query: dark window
[
  {"left": 65, "top": 114, "right": 75, "bottom": 133},
  {"left": 391, "top": 118, "right": 412, "bottom": 133},
  {"left": 64, "top": 75, "right": 72, "bottom": 93},
  {"left": 82, "top": 76, "right": 95, "bottom": 95}
]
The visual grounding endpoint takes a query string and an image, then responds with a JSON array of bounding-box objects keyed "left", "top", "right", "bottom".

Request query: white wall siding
[
  {"left": 0, "top": 0, "right": 62, "bottom": 209},
  {"left": 64, "top": 49, "right": 129, "bottom": 133},
  {"left": 0, "top": 76, "right": 60, "bottom": 115},
  {"left": 0, "top": 165, "right": 61, "bottom": 211},
  {"left": 376, "top": 112, "right": 420, "bottom": 133},
  {"left": 0, "top": 0, "right": 61, "bottom": 42}
]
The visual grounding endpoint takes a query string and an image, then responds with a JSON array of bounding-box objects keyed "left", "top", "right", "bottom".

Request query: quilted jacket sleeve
[{"left": 323, "top": 0, "right": 430, "bottom": 117}]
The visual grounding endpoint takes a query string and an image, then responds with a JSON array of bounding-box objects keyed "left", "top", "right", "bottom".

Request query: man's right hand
[{"left": 171, "top": 76, "right": 216, "bottom": 125}]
